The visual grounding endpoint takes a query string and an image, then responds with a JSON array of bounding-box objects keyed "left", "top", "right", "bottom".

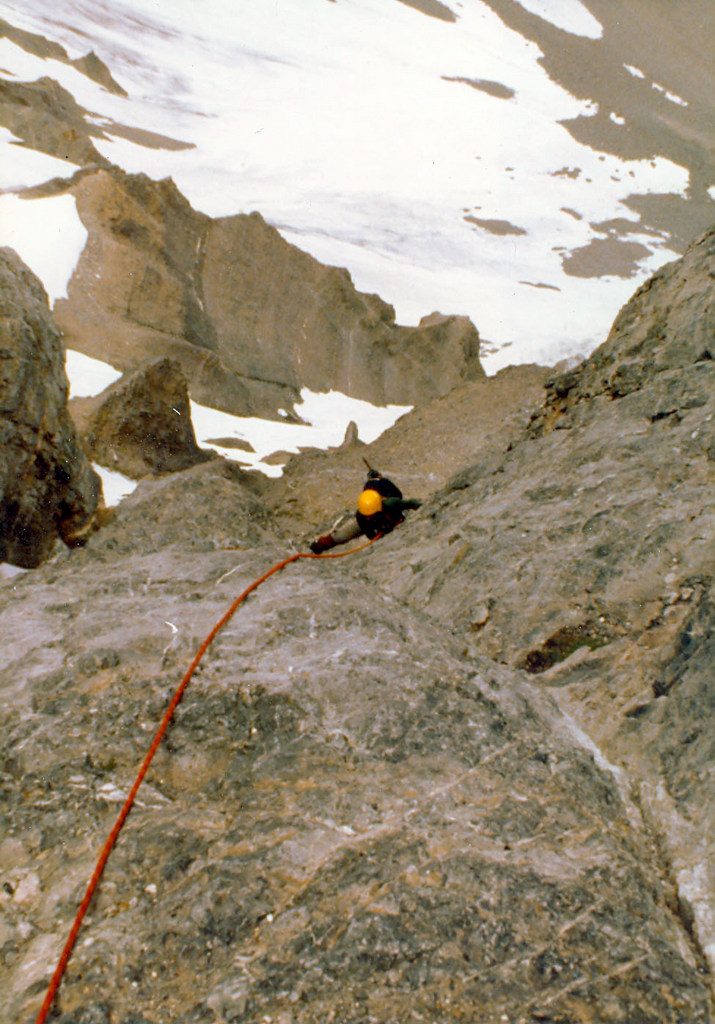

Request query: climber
[{"left": 309, "top": 461, "right": 422, "bottom": 554}]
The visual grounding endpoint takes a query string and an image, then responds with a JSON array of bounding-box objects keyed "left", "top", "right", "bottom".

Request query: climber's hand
[{"left": 310, "top": 534, "right": 336, "bottom": 554}]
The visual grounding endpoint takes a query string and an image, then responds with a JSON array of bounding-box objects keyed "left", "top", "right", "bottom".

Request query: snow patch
[
  {"left": 652, "top": 82, "right": 688, "bottom": 107},
  {"left": 513, "top": 0, "right": 603, "bottom": 38},
  {"left": 191, "top": 390, "right": 411, "bottom": 477},
  {"left": 93, "top": 464, "right": 138, "bottom": 507},
  {"left": 295, "top": 389, "right": 411, "bottom": 445},
  {"left": 65, "top": 349, "right": 123, "bottom": 398},
  {"left": 624, "top": 64, "right": 645, "bottom": 79},
  {"left": 0, "top": 193, "right": 87, "bottom": 305},
  {"left": 0, "top": 128, "right": 81, "bottom": 190},
  {"left": 0, "top": 563, "right": 28, "bottom": 581},
  {"left": 609, "top": 112, "right": 626, "bottom": 126}
]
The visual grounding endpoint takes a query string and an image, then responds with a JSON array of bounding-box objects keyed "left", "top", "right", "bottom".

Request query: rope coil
[{"left": 35, "top": 537, "right": 379, "bottom": 1024}]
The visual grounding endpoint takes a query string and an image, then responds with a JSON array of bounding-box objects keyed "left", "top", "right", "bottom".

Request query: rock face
[
  {"left": 50, "top": 166, "right": 483, "bottom": 417},
  {"left": 1, "top": 213, "right": 713, "bottom": 1023},
  {"left": 0, "top": 77, "right": 110, "bottom": 168},
  {"left": 201, "top": 212, "right": 483, "bottom": 408},
  {"left": 0, "top": 462, "right": 711, "bottom": 1023},
  {"left": 1, "top": 227, "right": 713, "bottom": 1018},
  {"left": 364, "top": 225, "right": 715, "bottom": 972},
  {"left": 0, "top": 248, "right": 100, "bottom": 568},
  {"left": 266, "top": 362, "right": 549, "bottom": 539},
  {"left": 72, "top": 357, "right": 213, "bottom": 479}
]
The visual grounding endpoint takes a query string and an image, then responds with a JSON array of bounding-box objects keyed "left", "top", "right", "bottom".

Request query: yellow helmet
[{"left": 357, "top": 488, "right": 383, "bottom": 517}]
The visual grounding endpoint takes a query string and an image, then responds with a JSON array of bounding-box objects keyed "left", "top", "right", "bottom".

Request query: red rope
[{"left": 35, "top": 537, "right": 379, "bottom": 1024}]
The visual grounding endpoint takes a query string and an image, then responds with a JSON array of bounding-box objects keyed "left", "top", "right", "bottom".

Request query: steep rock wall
[
  {"left": 366, "top": 226, "right": 715, "bottom": 972},
  {"left": 0, "top": 248, "right": 100, "bottom": 567},
  {"left": 51, "top": 167, "right": 483, "bottom": 418}
]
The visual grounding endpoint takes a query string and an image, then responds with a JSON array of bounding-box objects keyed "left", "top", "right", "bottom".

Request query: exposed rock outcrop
[
  {"left": 49, "top": 166, "right": 483, "bottom": 417},
  {"left": 535, "top": 223, "right": 714, "bottom": 428},
  {"left": 0, "top": 248, "right": 100, "bottom": 568},
  {"left": 0, "top": 77, "right": 110, "bottom": 168},
  {"left": 71, "top": 357, "right": 213, "bottom": 479},
  {"left": 1, "top": 231, "right": 714, "bottom": 1020},
  {"left": 0, "top": 462, "right": 711, "bottom": 1022},
  {"left": 0, "top": 18, "right": 127, "bottom": 96},
  {"left": 360, "top": 225, "right": 715, "bottom": 972},
  {"left": 201, "top": 211, "right": 484, "bottom": 408}
]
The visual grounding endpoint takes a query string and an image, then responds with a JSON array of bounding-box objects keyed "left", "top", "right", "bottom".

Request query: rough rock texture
[
  {"left": 266, "top": 362, "right": 549, "bottom": 538},
  {"left": 1, "top": 208, "right": 713, "bottom": 1022},
  {"left": 0, "top": 462, "right": 711, "bottom": 1023},
  {"left": 71, "top": 357, "right": 213, "bottom": 479},
  {"left": 0, "top": 77, "right": 110, "bottom": 168},
  {"left": 49, "top": 166, "right": 483, "bottom": 417},
  {"left": 535, "top": 223, "right": 714, "bottom": 424},
  {"left": 362, "top": 226, "right": 715, "bottom": 973},
  {"left": 0, "top": 248, "right": 100, "bottom": 568}
]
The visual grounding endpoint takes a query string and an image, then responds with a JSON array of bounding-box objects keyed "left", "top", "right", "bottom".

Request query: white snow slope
[{"left": 0, "top": 0, "right": 701, "bottom": 375}]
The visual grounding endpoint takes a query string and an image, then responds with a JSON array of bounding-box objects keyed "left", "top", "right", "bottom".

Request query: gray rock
[
  {"left": 370, "top": 223, "right": 715, "bottom": 974},
  {"left": 80, "top": 458, "right": 274, "bottom": 559},
  {"left": 0, "top": 537, "right": 710, "bottom": 1022},
  {"left": 0, "top": 248, "right": 100, "bottom": 567}
]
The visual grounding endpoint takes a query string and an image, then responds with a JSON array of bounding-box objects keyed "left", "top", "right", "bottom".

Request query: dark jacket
[{"left": 356, "top": 475, "right": 411, "bottom": 538}]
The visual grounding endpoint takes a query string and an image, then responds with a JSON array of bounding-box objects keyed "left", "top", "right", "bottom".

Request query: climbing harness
[{"left": 34, "top": 536, "right": 381, "bottom": 1024}]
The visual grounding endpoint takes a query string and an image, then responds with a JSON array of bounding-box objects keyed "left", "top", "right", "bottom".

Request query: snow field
[
  {"left": 0, "top": 0, "right": 691, "bottom": 369},
  {"left": 192, "top": 391, "right": 411, "bottom": 478}
]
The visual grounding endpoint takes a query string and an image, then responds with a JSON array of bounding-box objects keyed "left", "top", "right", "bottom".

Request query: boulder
[
  {"left": 73, "top": 356, "right": 213, "bottom": 479},
  {"left": 83, "top": 458, "right": 274, "bottom": 558},
  {"left": 0, "top": 248, "right": 100, "bottom": 568}
]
